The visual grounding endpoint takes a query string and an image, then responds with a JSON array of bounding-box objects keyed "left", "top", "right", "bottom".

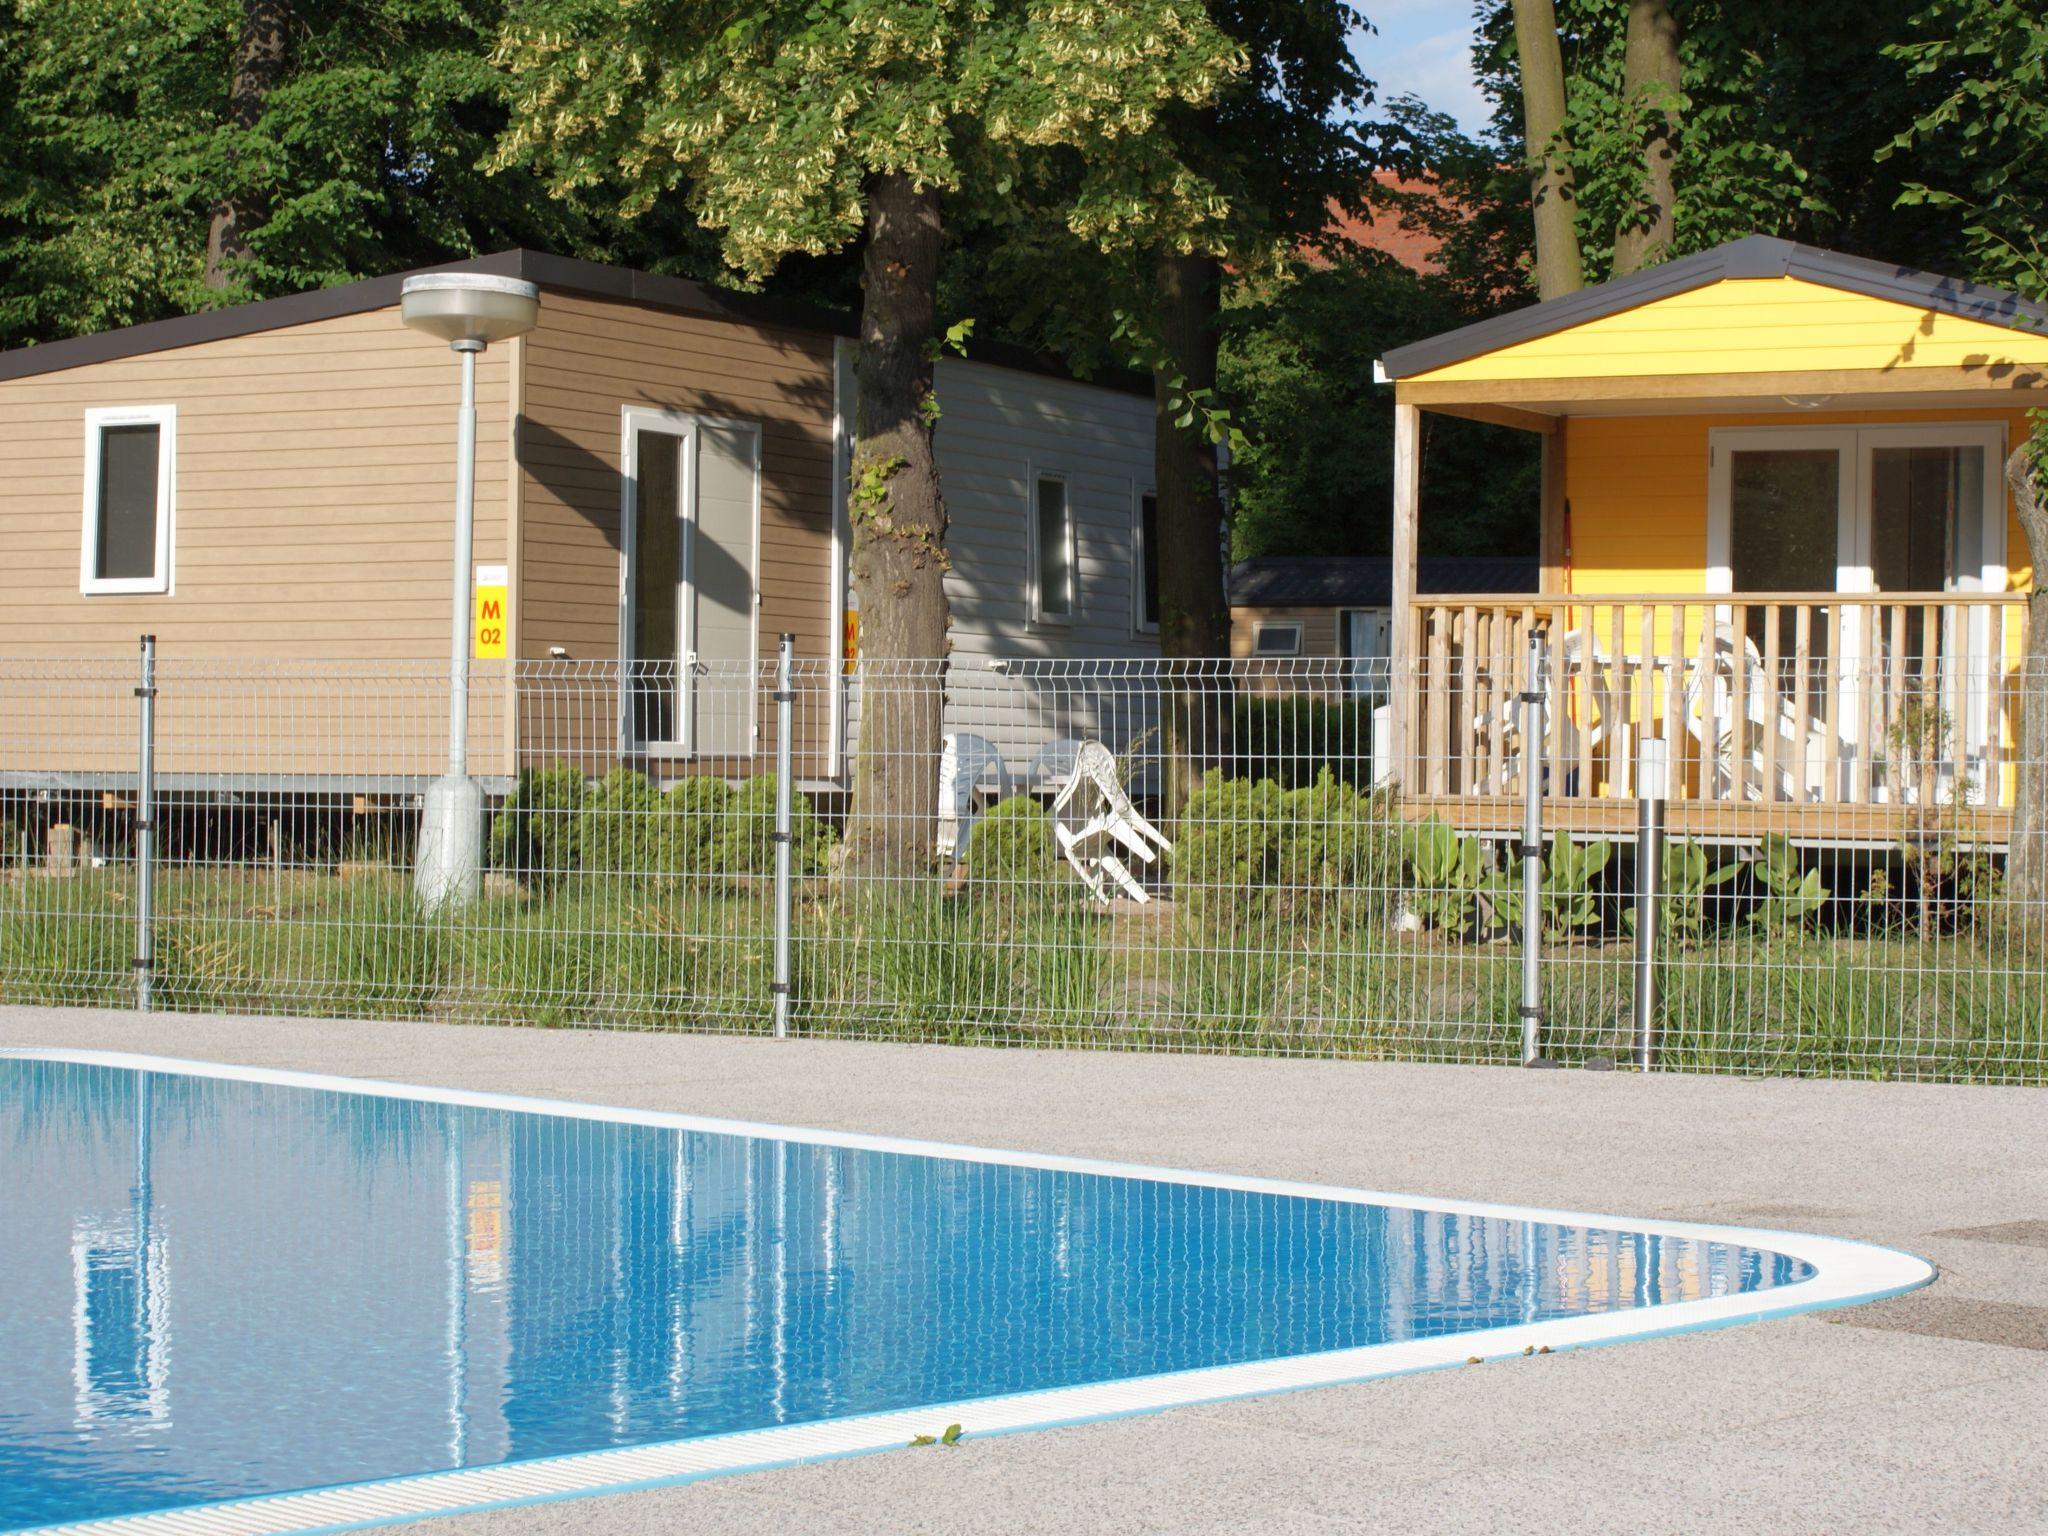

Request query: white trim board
[
  {"left": 79, "top": 405, "right": 176, "bottom": 597},
  {"left": 2, "top": 1048, "right": 1935, "bottom": 1536}
]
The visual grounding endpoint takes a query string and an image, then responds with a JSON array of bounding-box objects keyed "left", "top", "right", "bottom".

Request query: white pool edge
[{"left": 4, "top": 1047, "right": 1937, "bottom": 1536}]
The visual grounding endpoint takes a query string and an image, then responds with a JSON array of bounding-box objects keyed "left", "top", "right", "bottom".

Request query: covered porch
[{"left": 1378, "top": 237, "right": 2047, "bottom": 845}]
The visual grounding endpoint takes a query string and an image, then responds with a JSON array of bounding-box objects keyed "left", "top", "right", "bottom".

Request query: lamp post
[{"left": 401, "top": 272, "right": 540, "bottom": 910}]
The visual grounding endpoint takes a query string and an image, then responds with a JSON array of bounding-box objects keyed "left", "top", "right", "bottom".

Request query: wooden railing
[{"left": 1401, "top": 592, "right": 2027, "bottom": 810}]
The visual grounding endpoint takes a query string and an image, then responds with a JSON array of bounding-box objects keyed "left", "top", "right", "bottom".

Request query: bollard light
[
  {"left": 402, "top": 273, "right": 541, "bottom": 912},
  {"left": 1637, "top": 736, "right": 1671, "bottom": 804}
]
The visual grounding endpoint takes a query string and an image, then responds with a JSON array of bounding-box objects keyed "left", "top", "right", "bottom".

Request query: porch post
[
  {"left": 1539, "top": 425, "right": 1568, "bottom": 595},
  {"left": 1390, "top": 401, "right": 1421, "bottom": 791}
]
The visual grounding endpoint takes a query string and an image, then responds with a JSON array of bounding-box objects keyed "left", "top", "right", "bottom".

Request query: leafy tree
[
  {"left": 1509, "top": 0, "right": 1584, "bottom": 296},
  {"left": 0, "top": 0, "right": 681, "bottom": 347},
  {"left": 1220, "top": 257, "right": 1539, "bottom": 561},
  {"left": 495, "top": 0, "right": 1243, "bottom": 875},
  {"left": 1608, "top": 0, "right": 1680, "bottom": 275},
  {"left": 1883, "top": 0, "right": 2048, "bottom": 923},
  {"left": 1475, "top": 0, "right": 1985, "bottom": 287},
  {"left": 1124, "top": 1, "right": 1377, "bottom": 664}
]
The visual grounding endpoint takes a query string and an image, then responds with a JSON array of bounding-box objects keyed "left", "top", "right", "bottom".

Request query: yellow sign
[{"left": 473, "top": 565, "right": 509, "bottom": 659}]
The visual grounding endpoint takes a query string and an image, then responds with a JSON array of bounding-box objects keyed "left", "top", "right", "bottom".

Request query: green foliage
[
  {"left": 574, "top": 769, "right": 690, "bottom": 876},
  {"left": 1400, "top": 816, "right": 1486, "bottom": 935},
  {"left": 0, "top": 0, "right": 685, "bottom": 348},
  {"left": 966, "top": 796, "right": 1058, "bottom": 898},
  {"left": 489, "top": 766, "right": 588, "bottom": 883},
  {"left": 493, "top": 0, "right": 1246, "bottom": 282},
  {"left": 722, "top": 775, "right": 834, "bottom": 880},
  {"left": 1541, "top": 837, "right": 1612, "bottom": 937},
  {"left": 1747, "top": 833, "right": 1829, "bottom": 934},
  {"left": 1225, "top": 694, "right": 1379, "bottom": 790},
  {"left": 1883, "top": 0, "right": 2048, "bottom": 302},
  {"left": 1276, "top": 770, "right": 1400, "bottom": 904},
  {"left": 1629, "top": 838, "right": 1739, "bottom": 946},
  {"left": 1172, "top": 772, "right": 1285, "bottom": 924},
  {"left": 1469, "top": 0, "right": 1996, "bottom": 289},
  {"left": 1219, "top": 261, "right": 1541, "bottom": 561}
]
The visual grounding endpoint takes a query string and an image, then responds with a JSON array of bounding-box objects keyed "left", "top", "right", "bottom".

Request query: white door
[
  {"left": 621, "top": 410, "right": 762, "bottom": 756},
  {"left": 1340, "top": 608, "right": 1391, "bottom": 698},
  {"left": 1707, "top": 422, "right": 2006, "bottom": 781}
]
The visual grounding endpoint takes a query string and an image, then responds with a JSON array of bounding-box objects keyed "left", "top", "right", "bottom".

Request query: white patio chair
[
  {"left": 936, "top": 732, "right": 1013, "bottom": 861},
  {"left": 1022, "top": 737, "right": 1084, "bottom": 796},
  {"left": 1475, "top": 628, "right": 1620, "bottom": 796},
  {"left": 1682, "top": 623, "right": 1812, "bottom": 802},
  {"left": 1049, "top": 740, "right": 1172, "bottom": 904}
]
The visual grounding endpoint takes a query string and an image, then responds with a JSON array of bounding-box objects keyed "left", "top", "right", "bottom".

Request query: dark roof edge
[
  {"left": 0, "top": 250, "right": 1151, "bottom": 397},
  {"left": 1378, "top": 235, "right": 2048, "bottom": 380}
]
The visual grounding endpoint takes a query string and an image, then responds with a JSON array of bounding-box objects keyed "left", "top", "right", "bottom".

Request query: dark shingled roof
[
  {"left": 1378, "top": 235, "right": 2048, "bottom": 381},
  {"left": 1229, "top": 555, "right": 1538, "bottom": 608},
  {"left": 0, "top": 250, "right": 1151, "bottom": 395}
]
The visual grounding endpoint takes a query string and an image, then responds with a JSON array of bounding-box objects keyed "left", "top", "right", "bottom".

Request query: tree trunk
[
  {"left": 1511, "top": 0, "right": 1583, "bottom": 299},
  {"left": 203, "top": 0, "right": 291, "bottom": 292},
  {"left": 841, "top": 172, "right": 951, "bottom": 880},
  {"left": 2006, "top": 441, "right": 2048, "bottom": 946},
  {"left": 1610, "top": 0, "right": 1683, "bottom": 277},
  {"left": 1152, "top": 248, "right": 1231, "bottom": 814}
]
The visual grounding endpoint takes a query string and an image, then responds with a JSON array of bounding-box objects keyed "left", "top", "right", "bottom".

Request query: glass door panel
[
  {"left": 629, "top": 428, "right": 686, "bottom": 747},
  {"left": 1728, "top": 447, "right": 1840, "bottom": 667}
]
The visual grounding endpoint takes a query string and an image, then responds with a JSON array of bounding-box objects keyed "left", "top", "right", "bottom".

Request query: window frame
[
  {"left": 1132, "top": 484, "right": 1160, "bottom": 636},
  {"left": 1028, "top": 467, "right": 1076, "bottom": 627},
  {"left": 1251, "top": 620, "right": 1303, "bottom": 658},
  {"left": 80, "top": 405, "right": 176, "bottom": 596}
]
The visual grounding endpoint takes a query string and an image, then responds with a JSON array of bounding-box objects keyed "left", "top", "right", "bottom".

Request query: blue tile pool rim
[{"left": 4, "top": 1048, "right": 1936, "bottom": 1536}]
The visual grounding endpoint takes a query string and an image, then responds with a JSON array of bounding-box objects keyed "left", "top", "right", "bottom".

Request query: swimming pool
[{"left": 1, "top": 1049, "right": 1931, "bottom": 1535}]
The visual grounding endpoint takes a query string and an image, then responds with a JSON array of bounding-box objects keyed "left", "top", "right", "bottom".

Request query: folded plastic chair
[
  {"left": 936, "top": 732, "right": 1013, "bottom": 862},
  {"left": 1048, "top": 740, "right": 1172, "bottom": 904}
]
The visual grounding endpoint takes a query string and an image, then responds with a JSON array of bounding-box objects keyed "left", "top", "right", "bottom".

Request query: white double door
[
  {"left": 1706, "top": 420, "right": 2006, "bottom": 775},
  {"left": 620, "top": 408, "right": 762, "bottom": 756}
]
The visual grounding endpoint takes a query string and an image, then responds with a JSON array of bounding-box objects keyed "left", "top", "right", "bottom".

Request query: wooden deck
[
  {"left": 1404, "top": 794, "right": 2012, "bottom": 849},
  {"left": 1395, "top": 592, "right": 2025, "bottom": 846}
]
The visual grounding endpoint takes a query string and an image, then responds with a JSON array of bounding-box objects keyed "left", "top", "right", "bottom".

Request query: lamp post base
[{"left": 415, "top": 773, "right": 485, "bottom": 912}]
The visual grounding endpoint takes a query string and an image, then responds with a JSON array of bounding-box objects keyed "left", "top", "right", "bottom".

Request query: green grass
[{"left": 1, "top": 866, "right": 2039, "bottom": 1083}]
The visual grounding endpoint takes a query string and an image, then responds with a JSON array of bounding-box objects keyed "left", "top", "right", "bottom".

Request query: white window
[
  {"left": 1133, "top": 487, "right": 1160, "bottom": 634},
  {"left": 1252, "top": 620, "right": 1302, "bottom": 657},
  {"left": 1031, "top": 471, "right": 1074, "bottom": 623},
  {"left": 81, "top": 406, "right": 175, "bottom": 595}
]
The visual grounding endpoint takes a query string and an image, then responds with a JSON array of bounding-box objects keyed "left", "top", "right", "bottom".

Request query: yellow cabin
[{"left": 1376, "top": 236, "right": 2046, "bottom": 845}]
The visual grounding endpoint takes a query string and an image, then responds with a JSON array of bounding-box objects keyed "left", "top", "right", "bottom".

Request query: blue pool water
[{"left": 0, "top": 1057, "right": 1814, "bottom": 1531}]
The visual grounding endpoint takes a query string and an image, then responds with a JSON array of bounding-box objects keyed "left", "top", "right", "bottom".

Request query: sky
[{"left": 1351, "top": 0, "right": 1493, "bottom": 140}]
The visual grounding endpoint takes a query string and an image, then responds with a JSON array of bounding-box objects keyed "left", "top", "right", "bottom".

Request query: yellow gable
[{"left": 1407, "top": 276, "right": 2048, "bottom": 383}]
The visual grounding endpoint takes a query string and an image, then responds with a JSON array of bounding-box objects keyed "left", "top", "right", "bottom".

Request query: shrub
[
  {"left": 664, "top": 775, "right": 739, "bottom": 876},
  {"left": 489, "top": 767, "right": 588, "bottom": 883},
  {"left": 1399, "top": 816, "right": 1486, "bottom": 935},
  {"left": 1172, "top": 772, "right": 1285, "bottom": 926},
  {"left": 717, "top": 775, "right": 834, "bottom": 880},
  {"left": 1275, "top": 768, "right": 1400, "bottom": 919},
  {"left": 1226, "top": 696, "right": 1376, "bottom": 790},
  {"left": 966, "top": 796, "right": 1060, "bottom": 898},
  {"left": 573, "top": 769, "right": 683, "bottom": 876}
]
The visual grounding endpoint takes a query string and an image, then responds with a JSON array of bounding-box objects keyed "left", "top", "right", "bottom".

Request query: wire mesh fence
[{"left": 1, "top": 633, "right": 2041, "bottom": 1083}]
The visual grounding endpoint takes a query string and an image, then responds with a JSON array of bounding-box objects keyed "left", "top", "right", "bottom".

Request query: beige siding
[
  {"left": 1229, "top": 606, "right": 1342, "bottom": 660},
  {"left": 0, "top": 308, "right": 512, "bottom": 660},
  {"left": 515, "top": 292, "right": 838, "bottom": 777},
  {"left": 516, "top": 293, "right": 836, "bottom": 664}
]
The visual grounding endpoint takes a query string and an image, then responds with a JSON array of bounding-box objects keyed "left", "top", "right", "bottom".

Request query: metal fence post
[
  {"left": 134, "top": 635, "right": 157, "bottom": 1012},
  {"left": 1520, "top": 630, "right": 1545, "bottom": 1066},
  {"left": 1632, "top": 737, "right": 1670, "bottom": 1070},
  {"left": 771, "top": 633, "right": 795, "bottom": 1039}
]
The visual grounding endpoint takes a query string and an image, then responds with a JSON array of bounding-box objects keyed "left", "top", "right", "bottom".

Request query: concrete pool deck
[{"left": 5, "top": 1006, "right": 2044, "bottom": 1535}]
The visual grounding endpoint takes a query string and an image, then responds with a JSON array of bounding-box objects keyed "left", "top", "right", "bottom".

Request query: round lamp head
[{"left": 400, "top": 273, "right": 540, "bottom": 347}]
